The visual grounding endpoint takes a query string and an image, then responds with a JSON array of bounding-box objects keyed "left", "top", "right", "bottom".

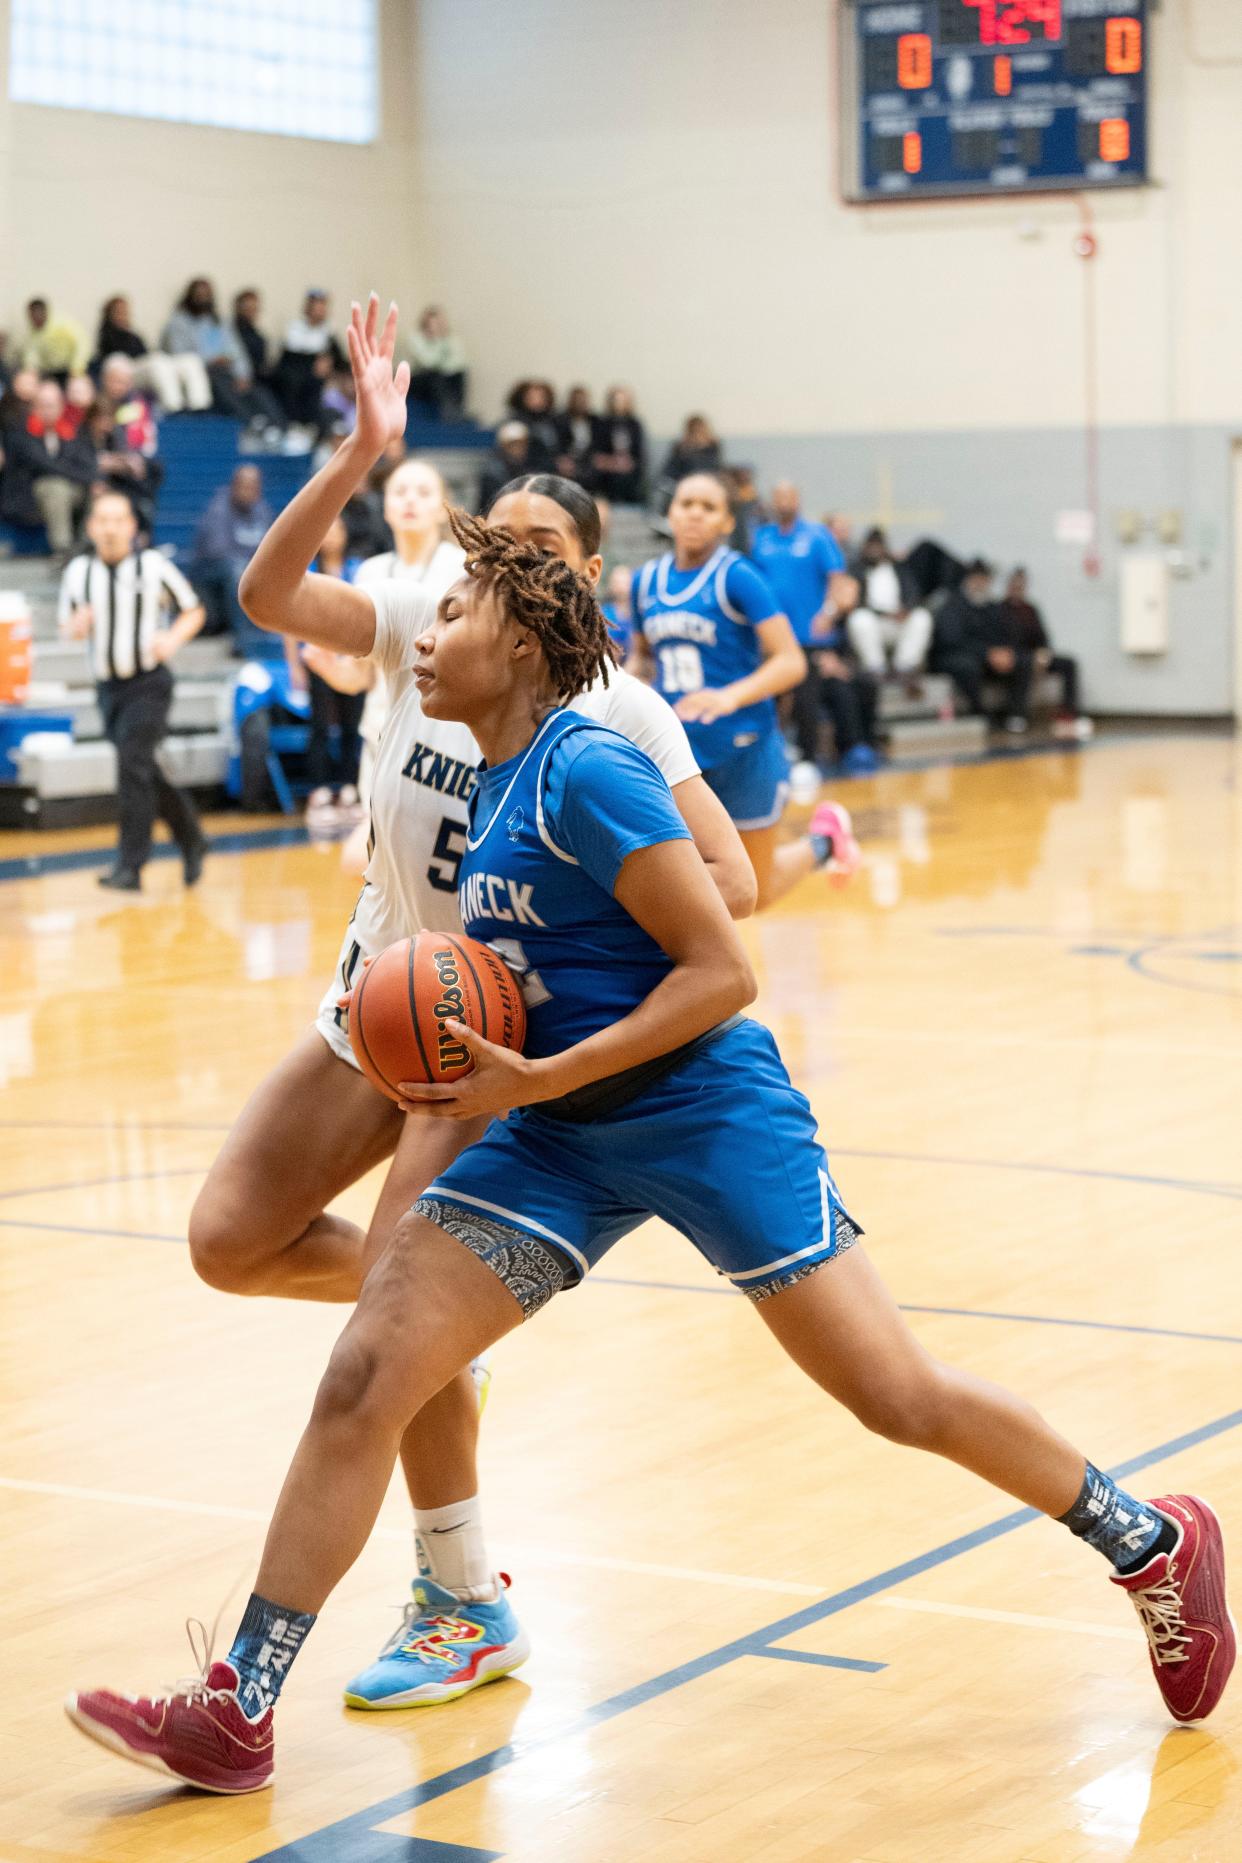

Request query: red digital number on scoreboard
[
  {"left": 961, "top": 1, "right": 1063, "bottom": 45},
  {"left": 1106, "top": 18, "right": 1143, "bottom": 74},
  {"left": 897, "top": 33, "right": 933, "bottom": 89}
]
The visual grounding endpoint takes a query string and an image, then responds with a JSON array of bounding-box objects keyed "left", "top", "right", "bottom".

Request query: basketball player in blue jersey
[
  {"left": 632, "top": 471, "right": 860, "bottom": 908},
  {"left": 69, "top": 501, "right": 1233, "bottom": 1793}
]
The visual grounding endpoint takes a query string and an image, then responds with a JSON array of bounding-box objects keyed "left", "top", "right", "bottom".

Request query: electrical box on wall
[{"left": 1120, "top": 555, "right": 1169, "bottom": 655}]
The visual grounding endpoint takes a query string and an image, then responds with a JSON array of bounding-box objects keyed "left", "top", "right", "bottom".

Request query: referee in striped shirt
[{"left": 58, "top": 489, "right": 208, "bottom": 891}]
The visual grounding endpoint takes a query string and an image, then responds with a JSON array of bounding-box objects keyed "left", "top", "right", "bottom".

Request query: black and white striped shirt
[{"left": 58, "top": 549, "right": 199, "bottom": 683}]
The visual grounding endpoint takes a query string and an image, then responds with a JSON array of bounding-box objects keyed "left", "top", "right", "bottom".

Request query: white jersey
[
  {"left": 353, "top": 543, "right": 466, "bottom": 761},
  {"left": 316, "top": 578, "right": 700, "bottom": 1066}
]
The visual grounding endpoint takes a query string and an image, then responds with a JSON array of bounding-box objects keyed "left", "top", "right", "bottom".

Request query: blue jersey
[
  {"left": 632, "top": 547, "right": 782, "bottom": 769},
  {"left": 749, "top": 518, "right": 845, "bottom": 646},
  {"left": 458, "top": 709, "right": 691, "bottom": 1059}
]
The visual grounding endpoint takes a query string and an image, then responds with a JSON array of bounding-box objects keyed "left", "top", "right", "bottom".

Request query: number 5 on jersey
[{"left": 426, "top": 815, "right": 467, "bottom": 893}]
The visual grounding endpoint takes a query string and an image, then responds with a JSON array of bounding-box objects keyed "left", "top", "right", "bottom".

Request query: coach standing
[{"left": 58, "top": 489, "right": 208, "bottom": 891}]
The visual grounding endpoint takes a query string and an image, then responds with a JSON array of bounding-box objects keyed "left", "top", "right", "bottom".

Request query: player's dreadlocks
[{"left": 447, "top": 506, "right": 613, "bottom": 700}]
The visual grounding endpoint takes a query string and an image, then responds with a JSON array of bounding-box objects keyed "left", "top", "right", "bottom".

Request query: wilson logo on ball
[
  {"left": 345, "top": 930, "right": 527, "bottom": 1103},
  {"left": 430, "top": 948, "right": 471, "bottom": 1072}
]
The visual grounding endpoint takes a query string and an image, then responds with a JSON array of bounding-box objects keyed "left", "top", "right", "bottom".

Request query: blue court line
[
  {"left": 0, "top": 1165, "right": 207, "bottom": 1205},
  {"left": 749, "top": 1648, "right": 886, "bottom": 1673},
  {"left": 0, "top": 823, "right": 311, "bottom": 884},
  {"left": 252, "top": 1400, "right": 1242, "bottom": 1862},
  {"left": 831, "top": 1145, "right": 1242, "bottom": 1203},
  {"left": 0, "top": 1217, "right": 186, "bottom": 1242},
  {"left": 590, "top": 1277, "right": 1242, "bottom": 1349}
]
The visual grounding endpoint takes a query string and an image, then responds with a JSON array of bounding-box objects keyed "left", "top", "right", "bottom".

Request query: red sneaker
[
  {"left": 65, "top": 1657, "right": 273, "bottom": 1793},
  {"left": 1111, "top": 1494, "right": 1236, "bottom": 1723},
  {"left": 809, "top": 800, "right": 861, "bottom": 888}
]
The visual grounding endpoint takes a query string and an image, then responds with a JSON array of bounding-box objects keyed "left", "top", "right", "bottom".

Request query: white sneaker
[{"left": 789, "top": 760, "right": 821, "bottom": 804}]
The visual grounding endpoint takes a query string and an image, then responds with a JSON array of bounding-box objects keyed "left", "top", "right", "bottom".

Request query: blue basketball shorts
[
  {"left": 412, "top": 1019, "right": 861, "bottom": 1319},
  {"left": 700, "top": 731, "right": 790, "bottom": 831}
]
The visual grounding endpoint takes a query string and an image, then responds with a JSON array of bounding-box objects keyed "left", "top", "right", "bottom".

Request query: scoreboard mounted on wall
[{"left": 840, "top": 1, "right": 1149, "bottom": 201}]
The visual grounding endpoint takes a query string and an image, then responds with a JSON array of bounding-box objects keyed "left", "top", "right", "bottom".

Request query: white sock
[{"left": 413, "top": 1496, "right": 497, "bottom": 1602}]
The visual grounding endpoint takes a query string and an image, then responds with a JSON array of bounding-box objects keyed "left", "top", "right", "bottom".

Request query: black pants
[
  {"left": 1047, "top": 653, "right": 1080, "bottom": 714},
  {"left": 791, "top": 665, "right": 878, "bottom": 762},
  {"left": 407, "top": 368, "right": 467, "bottom": 421},
  {"left": 97, "top": 667, "right": 201, "bottom": 873},
  {"left": 307, "top": 672, "right": 365, "bottom": 790}
]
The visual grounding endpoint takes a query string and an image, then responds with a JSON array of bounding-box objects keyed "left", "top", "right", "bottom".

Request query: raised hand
[{"left": 347, "top": 294, "right": 411, "bottom": 459}]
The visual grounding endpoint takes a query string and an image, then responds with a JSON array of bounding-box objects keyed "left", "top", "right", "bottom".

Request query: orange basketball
[{"left": 347, "top": 930, "right": 526, "bottom": 1101}]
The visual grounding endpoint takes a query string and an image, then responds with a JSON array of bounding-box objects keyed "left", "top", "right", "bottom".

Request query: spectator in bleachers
[
  {"left": 997, "top": 566, "right": 1089, "bottom": 739},
  {"left": 58, "top": 488, "right": 206, "bottom": 890},
  {"left": 406, "top": 305, "right": 468, "bottom": 421},
  {"left": 91, "top": 355, "right": 163, "bottom": 532},
  {"left": 477, "top": 420, "right": 533, "bottom": 511},
  {"left": 556, "top": 385, "right": 596, "bottom": 484},
  {"left": 19, "top": 298, "right": 88, "bottom": 384},
  {"left": 658, "top": 413, "right": 722, "bottom": 506},
  {"left": 591, "top": 385, "right": 646, "bottom": 503},
  {"left": 846, "top": 526, "right": 933, "bottom": 678},
  {"left": 751, "top": 481, "right": 874, "bottom": 773},
  {"left": 295, "top": 515, "right": 367, "bottom": 822},
  {"left": 275, "top": 290, "right": 345, "bottom": 436},
  {"left": 725, "top": 464, "right": 767, "bottom": 554},
  {"left": 230, "top": 290, "right": 270, "bottom": 384},
  {"left": 601, "top": 563, "right": 634, "bottom": 655},
  {"left": 929, "top": 556, "right": 1001, "bottom": 719},
  {"left": 505, "top": 380, "right": 560, "bottom": 467},
  {"left": 188, "top": 463, "right": 273, "bottom": 644},
  {"left": 161, "top": 278, "right": 256, "bottom": 420},
  {"left": 0, "top": 365, "right": 39, "bottom": 434},
  {"left": 0, "top": 379, "right": 97, "bottom": 556},
  {"left": 92, "top": 295, "right": 212, "bottom": 412}
]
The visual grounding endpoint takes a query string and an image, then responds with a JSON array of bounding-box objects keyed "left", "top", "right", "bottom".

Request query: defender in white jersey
[
  {"left": 352, "top": 459, "right": 466, "bottom": 788},
  {"left": 186, "top": 297, "right": 754, "bottom": 1708}
]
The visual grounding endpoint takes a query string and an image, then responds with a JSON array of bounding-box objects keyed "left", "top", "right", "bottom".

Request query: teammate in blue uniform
[
  {"left": 631, "top": 472, "right": 859, "bottom": 908},
  {"left": 68, "top": 497, "right": 1234, "bottom": 1791}
]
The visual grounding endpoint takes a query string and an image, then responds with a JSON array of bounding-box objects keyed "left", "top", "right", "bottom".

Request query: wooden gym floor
[{"left": 1, "top": 732, "right": 1240, "bottom": 1863}]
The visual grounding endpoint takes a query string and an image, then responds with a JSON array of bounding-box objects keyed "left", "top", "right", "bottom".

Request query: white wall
[
  {"left": 410, "top": 0, "right": 1242, "bottom": 436},
  {"left": 0, "top": 0, "right": 421, "bottom": 356}
]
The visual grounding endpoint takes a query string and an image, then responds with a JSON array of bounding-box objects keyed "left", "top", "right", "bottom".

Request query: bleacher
[{"left": 0, "top": 411, "right": 493, "bottom": 828}]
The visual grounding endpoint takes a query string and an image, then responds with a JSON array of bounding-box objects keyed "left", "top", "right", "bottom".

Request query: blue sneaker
[{"left": 343, "top": 1576, "right": 530, "bottom": 1709}]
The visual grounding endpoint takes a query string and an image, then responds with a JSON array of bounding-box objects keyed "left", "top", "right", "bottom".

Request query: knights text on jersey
[
  {"left": 458, "top": 710, "right": 691, "bottom": 1058},
  {"left": 632, "top": 547, "right": 782, "bottom": 768}
]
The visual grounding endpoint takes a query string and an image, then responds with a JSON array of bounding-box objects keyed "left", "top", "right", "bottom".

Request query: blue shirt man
[{"left": 749, "top": 482, "right": 845, "bottom": 647}]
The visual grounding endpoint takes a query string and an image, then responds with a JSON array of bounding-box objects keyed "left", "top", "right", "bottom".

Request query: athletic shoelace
[
  {"left": 159, "top": 1614, "right": 234, "bottom": 1707},
  {"left": 1128, "top": 1568, "right": 1193, "bottom": 1667}
]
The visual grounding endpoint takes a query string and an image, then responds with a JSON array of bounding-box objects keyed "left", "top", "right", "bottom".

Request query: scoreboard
[{"left": 841, "top": 1, "right": 1148, "bottom": 201}]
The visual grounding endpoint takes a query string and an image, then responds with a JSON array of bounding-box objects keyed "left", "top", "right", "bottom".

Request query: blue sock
[
  {"left": 1058, "top": 1462, "right": 1175, "bottom": 1573},
  {"left": 227, "top": 1592, "right": 316, "bottom": 1721}
]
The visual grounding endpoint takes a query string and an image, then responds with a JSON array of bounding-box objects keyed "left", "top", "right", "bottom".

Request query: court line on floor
[
  {"left": 0, "top": 824, "right": 313, "bottom": 884},
  {"left": 2, "top": 1218, "right": 1240, "bottom": 1350},
  {"left": 250, "top": 1401, "right": 1242, "bottom": 1861},
  {"left": 877, "top": 1597, "right": 1140, "bottom": 1640},
  {"left": 0, "top": 1476, "right": 831, "bottom": 1597},
  {"left": 588, "top": 1276, "right": 1242, "bottom": 1347},
  {"left": 0, "top": 1143, "right": 1238, "bottom": 1217}
]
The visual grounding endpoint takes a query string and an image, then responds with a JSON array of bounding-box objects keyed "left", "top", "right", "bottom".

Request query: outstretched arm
[{"left": 238, "top": 296, "right": 409, "bottom": 655}]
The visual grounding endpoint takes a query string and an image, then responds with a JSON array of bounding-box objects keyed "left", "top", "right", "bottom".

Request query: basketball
[{"left": 347, "top": 929, "right": 526, "bottom": 1100}]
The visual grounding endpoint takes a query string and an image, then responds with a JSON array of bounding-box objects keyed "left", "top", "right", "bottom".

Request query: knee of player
[
  {"left": 186, "top": 1195, "right": 270, "bottom": 1294},
  {"left": 846, "top": 1368, "right": 948, "bottom": 1449},
  {"left": 311, "top": 1331, "right": 408, "bottom": 1434}
]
